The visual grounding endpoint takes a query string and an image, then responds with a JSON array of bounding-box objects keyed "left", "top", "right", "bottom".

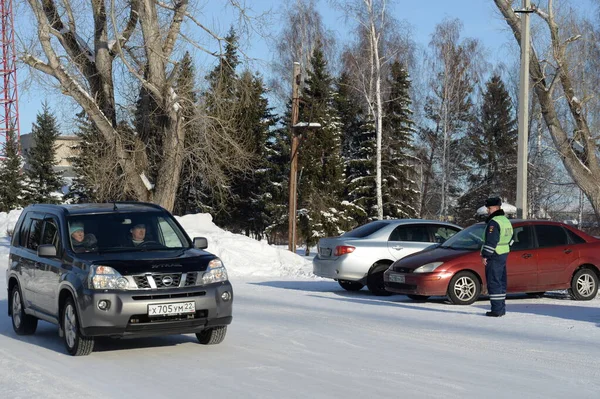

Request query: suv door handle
[
  {"left": 522, "top": 253, "right": 532, "bottom": 259},
  {"left": 392, "top": 246, "right": 404, "bottom": 251},
  {"left": 564, "top": 249, "right": 573, "bottom": 254}
]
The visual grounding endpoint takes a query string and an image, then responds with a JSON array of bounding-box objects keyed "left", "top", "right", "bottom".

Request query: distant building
[{"left": 20, "top": 133, "right": 81, "bottom": 178}]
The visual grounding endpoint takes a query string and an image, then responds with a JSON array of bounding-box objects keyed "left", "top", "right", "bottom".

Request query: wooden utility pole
[{"left": 288, "top": 62, "right": 301, "bottom": 253}]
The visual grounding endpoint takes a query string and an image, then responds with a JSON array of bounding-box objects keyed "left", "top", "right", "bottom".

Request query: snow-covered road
[
  {"left": 2, "top": 272, "right": 600, "bottom": 399},
  {"left": 1, "top": 210, "right": 599, "bottom": 398}
]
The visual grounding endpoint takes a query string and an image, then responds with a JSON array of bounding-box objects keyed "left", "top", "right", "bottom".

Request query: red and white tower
[{"left": 0, "top": 0, "right": 20, "bottom": 152}]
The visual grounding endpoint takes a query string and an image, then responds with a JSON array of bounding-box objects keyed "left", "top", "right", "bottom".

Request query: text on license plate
[
  {"left": 148, "top": 301, "right": 196, "bottom": 316},
  {"left": 389, "top": 274, "right": 405, "bottom": 283}
]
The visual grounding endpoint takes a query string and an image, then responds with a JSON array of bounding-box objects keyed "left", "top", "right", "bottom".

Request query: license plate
[
  {"left": 389, "top": 274, "right": 405, "bottom": 283},
  {"left": 319, "top": 247, "right": 331, "bottom": 257},
  {"left": 148, "top": 301, "right": 196, "bottom": 316}
]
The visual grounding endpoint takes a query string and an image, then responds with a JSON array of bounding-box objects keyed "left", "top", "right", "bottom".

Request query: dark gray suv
[{"left": 6, "top": 202, "right": 233, "bottom": 356}]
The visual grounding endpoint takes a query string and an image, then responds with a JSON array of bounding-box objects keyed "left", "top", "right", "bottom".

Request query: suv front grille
[
  {"left": 132, "top": 272, "right": 199, "bottom": 289},
  {"left": 154, "top": 273, "right": 182, "bottom": 288},
  {"left": 131, "top": 291, "right": 206, "bottom": 300},
  {"left": 133, "top": 275, "right": 151, "bottom": 289},
  {"left": 185, "top": 272, "right": 198, "bottom": 285}
]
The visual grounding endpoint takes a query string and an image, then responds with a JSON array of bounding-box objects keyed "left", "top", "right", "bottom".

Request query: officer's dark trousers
[{"left": 485, "top": 253, "right": 507, "bottom": 314}]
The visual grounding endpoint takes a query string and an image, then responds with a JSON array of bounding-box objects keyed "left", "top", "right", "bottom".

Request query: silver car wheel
[
  {"left": 453, "top": 276, "right": 476, "bottom": 301},
  {"left": 12, "top": 290, "right": 22, "bottom": 329},
  {"left": 64, "top": 304, "right": 77, "bottom": 349},
  {"left": 577, "top": 273, "right": 596, "bottom": 297}
]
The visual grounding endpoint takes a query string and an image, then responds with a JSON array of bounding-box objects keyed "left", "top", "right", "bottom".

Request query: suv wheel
[
  {"left": 196, "top": 326, "right": 227, "bottom": 345},
  {"left": 338, "top": 280, "right": 364, "bottom": 292},
  {"left": 11, "top": 285, "right": 38, "bottom": 335},
  {"left": 569, "top": 268, "right": 599, "bottom": 301},
  {"left": 62, "top": 297, "right": 94, "bottom": 356}
]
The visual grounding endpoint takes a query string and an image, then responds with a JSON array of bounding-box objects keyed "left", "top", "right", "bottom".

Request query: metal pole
[
  {"left": 288, "top": 62, "right": 301, "bottom": 253},
  {"left": 578, "top": 188, "right": 584, "bottom": 226},
  {"left": 516, "top": 0, "right": 530, "bottom": 219}
]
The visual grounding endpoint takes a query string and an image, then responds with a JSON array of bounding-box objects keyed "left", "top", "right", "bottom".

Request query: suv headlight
[
  {"left": 89, "top": 265, "right": 129, "bottom": 289},
  {"left": 413, "top": 262, "right": 444, "bottom": 273},
  {"left": 199, "top": 258, "right": 228, "bottom": 285}
]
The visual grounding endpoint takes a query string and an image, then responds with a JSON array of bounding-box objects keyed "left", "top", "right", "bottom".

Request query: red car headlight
[{"left": 413, "top": 262, "right": 444, "bottom": 273}]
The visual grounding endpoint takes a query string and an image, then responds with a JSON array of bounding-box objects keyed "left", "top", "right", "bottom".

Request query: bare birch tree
[
  {"left": 418, "top": 19, "right": 484, "bottom": 219},
  {"left": 21, "top": 0, "right": 255, "bottom": 211},
  {"left": 337, "top": 0, "right": 412, "bottom": 219},
  {"left": 271, "top": 0, "right": 335, "bottom": 106},
  {"left": 494, "top": 0, "right": 600, "bottom": 219}
]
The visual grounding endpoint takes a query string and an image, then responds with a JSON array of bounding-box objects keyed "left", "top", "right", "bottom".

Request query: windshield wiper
[
  {"left": 96, "top": 247, "right": 130, "bottom": 253},
  {"left": 439, "top": 245, "right": 472, "bottom": 250}
]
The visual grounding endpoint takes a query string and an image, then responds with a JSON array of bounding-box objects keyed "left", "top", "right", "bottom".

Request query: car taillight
[{"left": 335, "top": 245, "right": 355, "bottom": 256}]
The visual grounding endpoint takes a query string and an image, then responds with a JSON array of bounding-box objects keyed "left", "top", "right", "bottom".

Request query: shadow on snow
[{"left": 251, "top": 280, "right": 600, "bottom": 326}]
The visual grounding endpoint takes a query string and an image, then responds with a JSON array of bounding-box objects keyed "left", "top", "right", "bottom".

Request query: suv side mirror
[
  {"left": 193, "top": 237, "right": 208, "bottom": 249},
  {"left": 38, "top": 244, "right": 57, "bottom": 258}
]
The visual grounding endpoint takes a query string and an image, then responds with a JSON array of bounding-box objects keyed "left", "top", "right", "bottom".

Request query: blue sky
[{"left": 14, "top": 0, "right": 589, "bottom": 136}]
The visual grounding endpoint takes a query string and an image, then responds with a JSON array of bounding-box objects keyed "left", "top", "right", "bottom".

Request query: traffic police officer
[{"left": 481, "top": 196, "right": 513, "bottom": 317}]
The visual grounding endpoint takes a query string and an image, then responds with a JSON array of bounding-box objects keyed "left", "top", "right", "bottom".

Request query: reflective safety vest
[{"left": 492, "top": 216, "right": 513, "bottom": 255}]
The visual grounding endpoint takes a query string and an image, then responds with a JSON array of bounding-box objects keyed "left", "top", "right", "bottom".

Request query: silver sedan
[{"left": 313, "top": 219, "right": 462, "bottom": 295}]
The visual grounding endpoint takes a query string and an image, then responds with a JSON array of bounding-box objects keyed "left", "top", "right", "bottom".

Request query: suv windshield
[
  {"left": 67, "top": 212, "right": 190, "bottom": 253},
  {"left": 439, "top": 223, "right": 486, "bottom": 250}
]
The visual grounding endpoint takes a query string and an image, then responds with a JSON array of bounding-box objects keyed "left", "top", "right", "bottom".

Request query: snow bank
[
  {"left": 0, "top": 209, "right": 23, "bottom": 238},
  {"left": 0, "top": 209, "right": 313, "bottom": 278},
  {"left": 177, "top": 213, "right": 313, "bottom": 278}
]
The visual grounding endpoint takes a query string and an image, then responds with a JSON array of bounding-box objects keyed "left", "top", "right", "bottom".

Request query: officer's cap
[{"left": 485, "top": 197, "right": 502, "bottom": 207}]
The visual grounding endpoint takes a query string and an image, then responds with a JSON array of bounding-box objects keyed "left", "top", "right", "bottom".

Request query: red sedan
[{"left": 383, "top": 220, "right": 600, "bottom": 304}]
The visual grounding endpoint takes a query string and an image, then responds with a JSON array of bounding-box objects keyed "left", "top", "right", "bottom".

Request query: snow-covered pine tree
[
  {"left": 205, "top": 27, "right": 240, "bottom": 104},
  {"left": 199, "top": 27, "right": 242, "bottom": 224},
  {"left": 456, "top": 74, "right": 517, "bottom": 225},
  {"left": 335, "top": 72, "right": 377, "bottom": 225},
  {"left": 64, "top": 112, "right": 96, "bottom": 203},
  {"left": 25, "top": 103, "right": 64, "bottom": 204},
  {"left": 65, "top": 112, "right": 94, "bottom": 203},
  {"left": 297, "top": 42, "right": 351, "bottom": 249},
  {"left": 227, "top": 71, "right": 278, "bottom": 239},
  {"left": 173, "top": 51, "right": 200, "bottom": 216},
  {"left": 382, "top": 61, "right": 419, "bottom": 219},
  {"left": 0, "top": 129, "right": 29, "bottom": 211},
  {"left": 67, "top": 111, "right": 130, "bottom": 203},
  {"left": 264, "top": 112, "right": 292, "bottom": 245}
]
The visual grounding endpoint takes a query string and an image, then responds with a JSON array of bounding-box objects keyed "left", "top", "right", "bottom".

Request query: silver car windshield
[
  {"left": 67, "top": 212, "right": 190, "bottom": 253},
  {"left": 439, "top": 224, "right": 485, "bottom": 250}
]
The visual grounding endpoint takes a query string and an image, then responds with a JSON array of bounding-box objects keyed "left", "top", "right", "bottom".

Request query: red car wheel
[{"left": 447, "top": 271, "right": 480, "bottom": 305}]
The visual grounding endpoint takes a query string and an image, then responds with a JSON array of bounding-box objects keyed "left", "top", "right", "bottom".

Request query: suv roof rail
[
  {"left": 106, "top": 201, "right": 166, "bottom": 211},
  {"left": 26, "top": 203, "right": 64, "bottom": 212}
]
